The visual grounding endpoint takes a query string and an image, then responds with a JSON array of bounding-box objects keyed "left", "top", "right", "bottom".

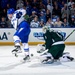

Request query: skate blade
[
  {"left": 42, "top": 61, "right": 54, "bottom": 64},
  {"left": 20, "top": 59, "right": 31, "bottom": 63},
  {"left": 14, "top": 53, "right": 18, "bottom": 57},
  {"left": 12, "top": 51, "right": 22, "bottom": 54},
  {"left": 12, "top": 52, "right": 18, "bottom": 57},
  {"left": 42, "top": 59, "right": 54, "bottom": 64}
]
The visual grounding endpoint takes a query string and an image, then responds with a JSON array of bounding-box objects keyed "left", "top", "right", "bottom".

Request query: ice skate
[
  {"left": 67, "top": 56, "right": 74, "bottom": 61},
  {"left": 22, "top": 55, "right": 30, "bottom": 62},
  {"left": 12, "top": 46, "right": 22, "bottom": 54},
  {"left": 42, "top": 57, "right": 54, "bottom": 64}
]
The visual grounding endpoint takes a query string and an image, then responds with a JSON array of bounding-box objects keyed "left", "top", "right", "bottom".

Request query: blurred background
[{"left": 0, "top": 0, "right": 75, "bottom": 28}]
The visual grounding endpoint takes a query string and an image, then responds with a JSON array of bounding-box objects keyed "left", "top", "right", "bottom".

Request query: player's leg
[
  {"left": 12, "top": 36, "right": 22, "bottom": 54},
  {"left": 21, "top": 36, "right": 30, "bottom": 61},
  {"left": 54, "top": 44, "right": 65, "bottom": 59},
  {"left": 12, "top": 29, "right": 24, "bottom": 54},
  {"left": 48, "top": 44, "right": 65, "bottom": 59},
  {"left": 48, "top": 44, "right": 74, "bottom": 61},
  {"left": 40, "top": 52, "right": 54, "bottom": 64},
  {"left": 22, "top": 43, "right": 30, "bottom": 60},
  {"left": 59, "top": 52, "right": 74, "bottom": 62}
]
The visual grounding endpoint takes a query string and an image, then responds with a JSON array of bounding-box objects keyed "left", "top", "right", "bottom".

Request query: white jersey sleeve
[
  {"left": 11, "top": 13, "right": 18, "bottom": 30},
  {"left": 11, "top": 8, "right": 26, "bottom": 29},
  {"left": 15, "top": 8, "right": 26, "bottom": 17}
]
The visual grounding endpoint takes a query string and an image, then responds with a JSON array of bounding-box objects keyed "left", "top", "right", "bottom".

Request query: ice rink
[{"left": 0, "top": 45, "right": 75, "bottom": 75}]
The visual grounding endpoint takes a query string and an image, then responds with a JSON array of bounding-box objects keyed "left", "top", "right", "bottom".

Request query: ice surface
[{"left": 0, "top": 45, "right": 75, "bottom": 75}]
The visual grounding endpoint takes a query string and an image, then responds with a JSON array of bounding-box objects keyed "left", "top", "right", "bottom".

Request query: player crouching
[{"left": 37, "top": 26, "right": 74, "bottom": 64}]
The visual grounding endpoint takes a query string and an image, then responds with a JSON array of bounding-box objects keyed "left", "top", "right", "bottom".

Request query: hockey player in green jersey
[
  {"left": 45, "top": 30, "right": 65, "bottom": 59},
  {"left": 38, "top": 26, "right": 74, "bottom": 64}
]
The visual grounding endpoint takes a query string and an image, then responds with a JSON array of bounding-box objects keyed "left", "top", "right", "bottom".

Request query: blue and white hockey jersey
[{"left": 11, "top": 8, "right": 31, "bottom": 43}]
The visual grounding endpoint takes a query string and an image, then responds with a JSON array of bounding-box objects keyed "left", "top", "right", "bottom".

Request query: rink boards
[{"left": 0, "top": 28, "right": 75, "bottom": 45}]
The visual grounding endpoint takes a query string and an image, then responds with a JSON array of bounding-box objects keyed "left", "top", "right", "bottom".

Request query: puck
[{"left": 31, "top": 54, "right": 33, "bottom": 56}]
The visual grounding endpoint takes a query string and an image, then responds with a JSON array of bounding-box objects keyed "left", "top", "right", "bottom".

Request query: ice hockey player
[
  {"left": 37, "top": 26, "right": 74, "bottom": 64},
  {"left": 7, "top": 8, "right": 31, "bottom": 61}
]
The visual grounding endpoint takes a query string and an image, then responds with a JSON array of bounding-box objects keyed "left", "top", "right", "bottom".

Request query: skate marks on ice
[
  {"left": 0, "top": 59, "right": 31, "bottom": 71},
  {"left": 29, "top": 60, "right": 61, "bottom": 68},
  {"left": 29, "top": 59, "right": 75, "bottom": 69},
  {"left": 61, "top": 60, "right": 75, "bottom": 68},
  {"left": 0, "top": 62, "right": 22, "bottom": 71},
  {"left": 0, "top": 54, "right": 35, "bottom": 71},
  {"left": 0, "top": 54, "right": 31, "bottom": 71},
  {"left": 0, "top": 46, "right": 75, "bottom": 72},
  {"left": 0, "top": 57, "right": 75, "bottom": 71},
  {"left": 0, "top": 59, "right": 23, "bottom": 71}
]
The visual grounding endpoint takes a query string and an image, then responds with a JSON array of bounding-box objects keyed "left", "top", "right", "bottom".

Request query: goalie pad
[
  {"left": 37, "top": 44, "right": 45, "bottom": 53},
  {"left": 39, "top": 52, "right": 54, "bottom": 63},
  {"left": 59, "top": 52, "right": 74, "bottom": 62}
]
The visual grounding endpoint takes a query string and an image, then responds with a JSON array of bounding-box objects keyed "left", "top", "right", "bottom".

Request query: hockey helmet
[{"left": 7, "top": 8, "right": 15, "bottom": 14}]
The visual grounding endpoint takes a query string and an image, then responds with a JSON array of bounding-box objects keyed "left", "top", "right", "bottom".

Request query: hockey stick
[{"left": 64, "top": 29, "right": 75, "bottom": 41}]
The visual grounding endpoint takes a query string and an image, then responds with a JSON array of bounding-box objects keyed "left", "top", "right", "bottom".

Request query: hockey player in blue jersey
[{"left": 7, "top": 8, "right": 31, "bottom": 61}]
